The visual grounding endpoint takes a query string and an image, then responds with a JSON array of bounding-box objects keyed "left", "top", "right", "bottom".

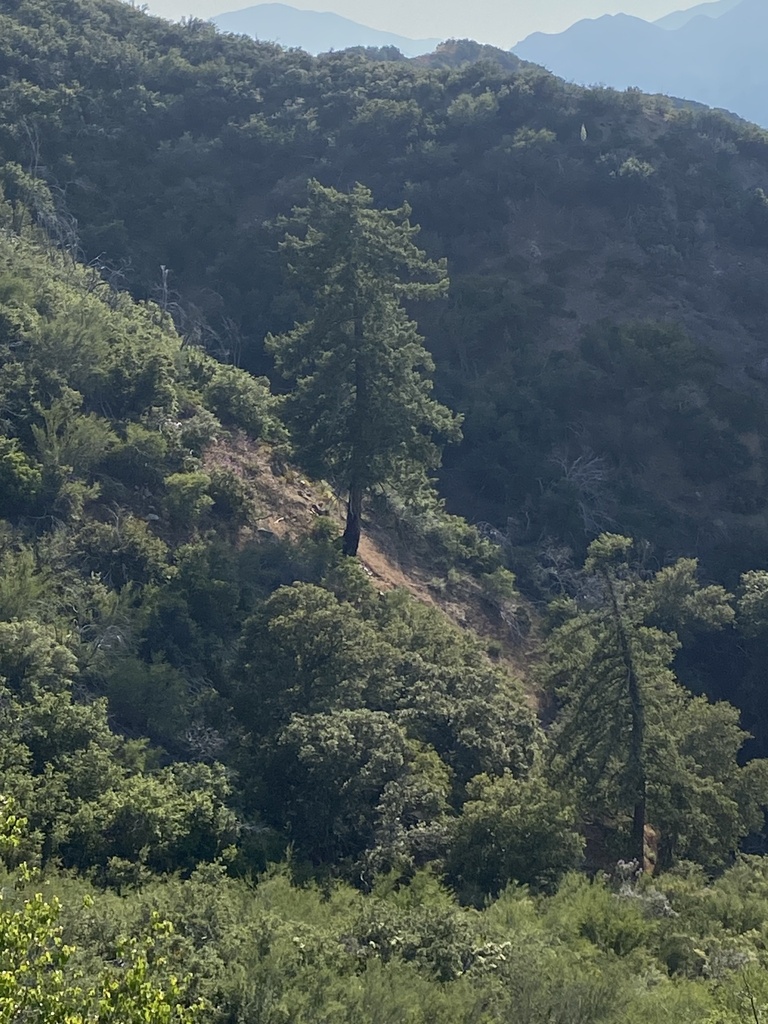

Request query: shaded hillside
[
  {"left": 0, "top": 209, "right": 546, "bottom": 880},
  {"left": 2, "top": 222, "right": 768, "bottom": 1015},
  {"left": 413, "top": 39, "right": 525, "bottom": 72},
  {"left": 6, "top": 12, "right": 768, "bottom": 1018},
  {"left": 514, "top": 0, "right": 768, "bottom": 129},
  {"left": 4, "top": 0, "right": 768, "bottom": 576}
]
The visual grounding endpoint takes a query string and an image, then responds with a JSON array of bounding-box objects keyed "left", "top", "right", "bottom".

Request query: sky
[{"left": 141, "top": 0, "right": 709, "bottom": 47}]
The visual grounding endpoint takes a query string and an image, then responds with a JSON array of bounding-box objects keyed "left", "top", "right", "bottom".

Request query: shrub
[
  {"left": 163, "top": 472, "right": 214, "bottom": 529},
  {"left": 0, "top": 436, "right": 42, "bottom": 516},
  {"left": 203, "top": 363, "right": 280, "bottom": 439},
  {"left": 446, "top": 772, "right": 584, "bottom": 900}
]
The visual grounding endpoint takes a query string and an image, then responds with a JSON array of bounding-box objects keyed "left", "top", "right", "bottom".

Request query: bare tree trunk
[{"left": 342, "top": 480, "right": 363, "bottom": 556}]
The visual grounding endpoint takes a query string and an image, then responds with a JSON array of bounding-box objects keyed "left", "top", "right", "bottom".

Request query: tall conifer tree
[
  {"left": 546, "top": 535, "right": 764, "bottom": 869},
  {"left": 268, "top": 180, "right": 461, "bottom": 556}
]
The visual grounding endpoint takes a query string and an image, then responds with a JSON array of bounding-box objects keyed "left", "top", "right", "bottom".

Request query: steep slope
[
  {"left": 514, "top": 0, "right": 768, "bottom": 128},
  {"left": 5, "top": 15, "right": 768, "bottom": 1003},
  {"left": 212, "top": 3, "right": 440, "bottom": 56},
  {"left": 5, "top": 0, "right": 768, "bottom": 576},
  {"left": 0, "top": 211, "right": 540, "bottom": 881}
]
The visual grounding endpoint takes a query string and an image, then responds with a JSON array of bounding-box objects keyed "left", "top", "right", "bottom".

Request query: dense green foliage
[
  {"left": 17, "top": 829, "right": 768, "bottom": 1023},
  {"left": 546, "top": 536, "right": 767, "bottom": 871},
  {"left": 3, "top": 1, "right": 768, "bottom": 1018},
  {"left": 0, "top": 185, "right": 545, "bottom": 887},
  {"left": 0, "top": 212, "right": 767, "bottom": 1017},
  {"left": 3, "top": 0, "right": 768, "bottom": 571}
]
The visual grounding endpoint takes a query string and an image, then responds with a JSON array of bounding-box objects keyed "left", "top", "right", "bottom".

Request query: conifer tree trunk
[
  {"left": 604, "top": 572, "right": 647, "bottom": 868},
  {"left": 627, "top": 662, "right": 647, "bottom": 870},
  {"left": 342, "top": 317, "right": 366, "bottom": 558},
  {"left": 342, "top": 480, "right": 363, "bottom": 556}
]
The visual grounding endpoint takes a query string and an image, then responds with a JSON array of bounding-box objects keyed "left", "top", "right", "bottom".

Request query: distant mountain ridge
[
  {"left": 654, "top": 0, "right": 742, "bottom": 30},
  {"left": 513, "top": 0, "right": 768, "bottom": 128},
  {"left": 212, "top": 3, "right": 440, "bottom": 56}
]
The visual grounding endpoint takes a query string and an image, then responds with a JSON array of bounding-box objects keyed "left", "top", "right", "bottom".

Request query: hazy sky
[{"left": 141, "top": 0, "right": 706, "bottom": 47}]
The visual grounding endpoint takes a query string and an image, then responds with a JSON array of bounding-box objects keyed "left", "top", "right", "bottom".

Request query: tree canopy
[
  {"left": 3, "top": 3, "right": 768, "bottom": 1018},
  {"left": 268, "top": 180, "right": 461, "bottom": 554},
  {"left": 545, "top": 535, "right": 766, "bottom": 870}
]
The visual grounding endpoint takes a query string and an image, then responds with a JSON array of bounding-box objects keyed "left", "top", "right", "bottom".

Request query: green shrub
[
  {"left": 163, "top": 472, "right": 213, "bottom": 529},
  {"left": 0, "top": 436, "right": 42, "bottom": 516},
  {"left": 103, "top": 422, "right": 170, "bottom": 488},
  {"left": 446, "top": 772, "right": 584, "bottom": 900},
  {"left": 207, "top": 468, "right": 250, "bottom": 526},
  {"left": 79, "top": 514, "right": 169, "bottom": 587},
  {"left": 203, "top": 363, "right": 280, "bottom": 439}
]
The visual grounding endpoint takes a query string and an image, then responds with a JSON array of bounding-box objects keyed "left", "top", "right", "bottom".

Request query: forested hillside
[
  {"left": 4, "top": 1, "right": 768, "bottom": 1020},
  {"left": 6, "top": 0, "right": 768, "bottom": 575}
]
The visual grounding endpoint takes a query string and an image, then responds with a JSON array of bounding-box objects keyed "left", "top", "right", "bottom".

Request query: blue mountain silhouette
[
  {"left": 213, "top": 3, "right": 440, "bottom": 56},
  {"left": 514, "top": 0, "right": 768, "bottom": 128},
  {"left": 654, "top": 0, "right": 742, "bottom": 30}
]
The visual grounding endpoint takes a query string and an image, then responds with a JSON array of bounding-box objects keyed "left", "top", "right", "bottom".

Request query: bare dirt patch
[{"left": 203, "top": 434, "right": 536, "bottom": 683}]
